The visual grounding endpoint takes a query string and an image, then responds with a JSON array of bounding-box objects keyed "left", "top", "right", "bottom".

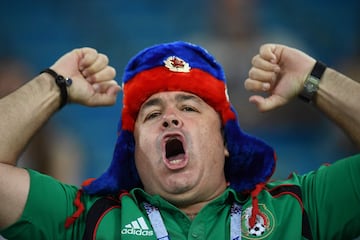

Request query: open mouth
[
  {"left": 163, "top": 134, "right": 187, "bottom": 169},
  {"left": 166, "top": 138, "right": 185, "bottom": 161}
]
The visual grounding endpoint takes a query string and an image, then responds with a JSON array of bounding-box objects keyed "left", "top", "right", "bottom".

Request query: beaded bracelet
[{"left": 40, "top": 68, "right": 72, "bottom": 109}]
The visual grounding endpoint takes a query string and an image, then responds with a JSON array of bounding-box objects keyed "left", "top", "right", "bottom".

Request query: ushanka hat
[{"left": 83, "top": 41, "right": 276, "bottom": 197}]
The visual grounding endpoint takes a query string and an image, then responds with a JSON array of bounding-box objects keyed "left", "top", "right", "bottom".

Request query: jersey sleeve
[
  {"left": 0, "top": 169, "right": 86, "bottom": 239},
  {"left": 300, "top": 154, "right": 360, "bottom": 239}
]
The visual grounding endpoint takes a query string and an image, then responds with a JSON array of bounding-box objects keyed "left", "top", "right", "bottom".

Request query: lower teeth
[{"left": 170, "top": 159, "right": 182, "bottom": 164}]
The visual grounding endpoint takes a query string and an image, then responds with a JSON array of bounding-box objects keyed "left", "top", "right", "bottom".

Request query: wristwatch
[{"left": 299, "top": 61, "right": 327, "bottom": 103}]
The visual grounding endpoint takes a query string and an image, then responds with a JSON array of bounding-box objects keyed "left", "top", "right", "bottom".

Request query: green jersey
[{"left": 1, "top": 154, "right": 360, "bottom": 239}]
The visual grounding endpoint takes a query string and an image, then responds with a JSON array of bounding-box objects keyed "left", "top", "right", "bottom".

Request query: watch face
[
  {"left": 299, "top": 75, "right": 320, "bottom": 102},
  {"left": 305, "top": 76, "right": 320, "bottom": 92},
  {"left": 299, "top": 61, "right": 325, "bottom": 103}
]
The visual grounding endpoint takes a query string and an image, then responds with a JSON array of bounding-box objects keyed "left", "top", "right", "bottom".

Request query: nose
[{"left": 162, "top": 115, "right": 182, "bottom": 128}]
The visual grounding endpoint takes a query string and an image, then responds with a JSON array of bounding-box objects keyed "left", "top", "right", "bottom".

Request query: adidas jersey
[{"left": 1, "top": 154, "right": 360, "bottom": 239}]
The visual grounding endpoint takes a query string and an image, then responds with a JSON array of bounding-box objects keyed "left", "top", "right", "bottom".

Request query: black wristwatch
[{"left": 299, "top": 61, "right": 327, "bottom": 103}]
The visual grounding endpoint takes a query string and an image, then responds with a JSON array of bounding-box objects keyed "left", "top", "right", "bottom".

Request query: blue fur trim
[
  {"left": 224, "top": 119, "right": 275, "bottom": 192},
  {"left": 83, "top": 130, "right": 142, "bottom": 195},
  {"left": 123, "top": 41, "right": 226, "bottom": 84}
]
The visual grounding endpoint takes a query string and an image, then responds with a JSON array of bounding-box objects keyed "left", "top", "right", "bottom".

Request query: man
[{"left": 0, "top": 41, "right": 359, "bottom": 239}]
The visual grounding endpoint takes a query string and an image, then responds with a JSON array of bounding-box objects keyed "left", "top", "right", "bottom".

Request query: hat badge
[{"left": 164, "top": 56, "right": 191, "bottom": 73}]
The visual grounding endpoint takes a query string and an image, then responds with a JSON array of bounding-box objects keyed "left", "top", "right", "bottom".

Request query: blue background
[{"left": 1, "top": 0, "right": 359, "bottom": 184}]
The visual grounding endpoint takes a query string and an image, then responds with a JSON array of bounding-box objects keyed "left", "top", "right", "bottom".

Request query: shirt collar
[{"left": 129, "top": 187, "right": 249, "bottom": 208}]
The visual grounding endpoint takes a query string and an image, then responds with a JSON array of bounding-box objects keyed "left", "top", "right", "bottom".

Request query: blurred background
[{"left": 1, "top": 0, "right": 359, "bottom": 186}]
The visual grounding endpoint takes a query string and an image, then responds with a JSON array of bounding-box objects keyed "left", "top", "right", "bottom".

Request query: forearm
[
  {"left": 0, "top": 48, "right": 117, "bottom": 230},
  {"left": 246, "top": 43, "right": 360, "bottom": 147},
  {"left": 0, "top": 73, "right": 60, "bottom": 165},
  {"left": 315, "top": 68, "right": 360, "bottom": 148}
]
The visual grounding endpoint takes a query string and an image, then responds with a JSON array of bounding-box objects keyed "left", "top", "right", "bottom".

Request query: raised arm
[
  {"left": 245, "top": 44, "right": 360, "bottom": 148},
  {"left": 0, "top": 47, "right": 119, "bottom": 229}
]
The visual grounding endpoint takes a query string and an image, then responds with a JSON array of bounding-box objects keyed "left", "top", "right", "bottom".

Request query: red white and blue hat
[{"left": 84, "top": 41, "right": 276, "bottom": 195}]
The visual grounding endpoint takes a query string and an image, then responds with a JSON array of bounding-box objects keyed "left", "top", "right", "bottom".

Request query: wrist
[
  {"left": 40, "top": 68, "right": 72, "bottom": 109},
  {"left": 299, "top": 61, "right": 327, "bottom": 103}
]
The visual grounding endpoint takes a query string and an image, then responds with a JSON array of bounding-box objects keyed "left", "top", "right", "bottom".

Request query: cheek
[
  {"left": 134, "top": 127, "right": 149, "bottom": 168},
  {"left": 134, "top": 126, "right": 161, "bottom": 177},
  {"left": 197, "top": 121, "right": 225, "bottom": 162},
  {"left": 134, "top": 140, "right": 153, "bottom": 185},
  {"left": 134, "top": 124, "right": 153, "bottom": 157},
  {"left": 134, "top": 133, "right": 153, "bottom": 166},
  {"left": 200, "top": 120, "right": 223, "bottom": 145}
]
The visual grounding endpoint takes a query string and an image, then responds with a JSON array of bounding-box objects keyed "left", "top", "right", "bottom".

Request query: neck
[
  {"left": 179, "top": 201, "right": 205, "bottom": 220},
  {"left": 176, "top": 181, "right": 228, "bottom": 219},
  {"left": 185, "top": 212, "right": 198, "bottom": 220}
]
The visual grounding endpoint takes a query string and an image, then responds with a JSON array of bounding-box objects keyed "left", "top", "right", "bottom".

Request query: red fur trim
[
  {"left": 122, "top": 66, "right": 236, "bottom": 131},
  {"left": 65, "top": 189, "right": 85, "bottom": 228}
]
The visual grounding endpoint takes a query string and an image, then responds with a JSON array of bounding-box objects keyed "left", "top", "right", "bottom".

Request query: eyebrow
[
  {"left": 175, "top": 93, "right": 202, "bottom": 103},
  {"left": 140, "top": 93, "right": 202, "bottom": 112},
  {"left": 141, "top": 98, "right": 162, "bottom": 111}
]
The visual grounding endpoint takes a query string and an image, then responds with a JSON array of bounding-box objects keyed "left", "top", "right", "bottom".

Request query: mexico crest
[{"left": 242, "top": 204, "right": 274, "bottom": 239}]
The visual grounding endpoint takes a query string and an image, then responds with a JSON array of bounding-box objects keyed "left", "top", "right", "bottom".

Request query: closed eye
[
  {"left": 181, "top": 106, "right": 199, "bottom": 112},
  {"left": 144, "top": 111, "right": 161, "bottom": 121}
]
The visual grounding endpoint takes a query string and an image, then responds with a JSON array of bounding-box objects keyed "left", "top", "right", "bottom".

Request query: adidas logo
[{"left": 121, "top": 217, "right": 154, "bottom": 236}]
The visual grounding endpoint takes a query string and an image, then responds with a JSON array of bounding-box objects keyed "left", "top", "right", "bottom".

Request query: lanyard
[{"left": 143, "top": 202, "right": 242, "bottom": 240}]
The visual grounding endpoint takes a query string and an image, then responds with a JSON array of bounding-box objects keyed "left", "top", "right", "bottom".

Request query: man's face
[{"left": 134, "top": 91, "right": 228, "bottom": 206}]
